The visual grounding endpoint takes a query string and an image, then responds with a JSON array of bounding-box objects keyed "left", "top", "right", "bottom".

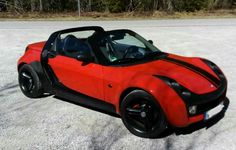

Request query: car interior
[
  {"left": 51, "top": 34, "right": 93, "bottom": 59},
  {"left": 96, "top": 32, "right": 149, "bottom": 62},
  {"left": 50, "top": 30, "right": 155, "bottom": 63}
]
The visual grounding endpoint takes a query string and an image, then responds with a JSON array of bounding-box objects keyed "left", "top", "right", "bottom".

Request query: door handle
[{"left": 48, "top": 51, "right": 57, "bottom": 58}]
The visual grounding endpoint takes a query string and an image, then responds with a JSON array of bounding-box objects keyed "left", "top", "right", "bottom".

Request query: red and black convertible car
[{"left": 17, "top": 26, "right": 228, "bottom": 138}]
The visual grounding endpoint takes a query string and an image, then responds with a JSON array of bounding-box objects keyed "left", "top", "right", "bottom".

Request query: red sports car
[{"left": 17, "top": 26, "right": 228, "bottom": 138}]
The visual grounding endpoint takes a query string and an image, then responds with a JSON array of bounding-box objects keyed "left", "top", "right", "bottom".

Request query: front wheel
[
  {"left": 18, "top": 64, "right": 44, "bottom": 98},
  {"left": 120, "top": 90, "right": 167, "bottom": 138}
]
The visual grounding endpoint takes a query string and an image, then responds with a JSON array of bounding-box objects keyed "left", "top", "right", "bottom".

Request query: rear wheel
[
  {"left": 121, "top": 90, "right": 167, "bottom": 138},
  {"left": 18, "top": 64, "right": 43, "bottom": 98}
]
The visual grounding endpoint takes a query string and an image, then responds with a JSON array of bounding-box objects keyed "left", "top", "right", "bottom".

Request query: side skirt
[{"left": 53, "top": 84, "right": 120, "bottom": 118}]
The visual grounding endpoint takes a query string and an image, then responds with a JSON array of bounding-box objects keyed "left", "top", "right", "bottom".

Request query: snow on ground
[{"left": 0, "top": 19, "right": 236, "bottom": 149}]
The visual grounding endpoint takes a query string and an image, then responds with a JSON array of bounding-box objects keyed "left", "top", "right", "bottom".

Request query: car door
[{"left": 47, "top": 33, "right": 104, "bottom": 100}]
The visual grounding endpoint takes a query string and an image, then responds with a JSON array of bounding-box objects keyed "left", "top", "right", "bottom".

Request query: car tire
[
  {"left": 120, "top": 90, "right": 167, "bottom": 138},
  {"left": 18, "top": 64, "right": 44, "bottom": 98}
]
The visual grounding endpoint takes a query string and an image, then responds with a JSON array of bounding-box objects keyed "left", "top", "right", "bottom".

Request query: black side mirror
[
  {"left": 76, "top": 53, "right": 94, "bottom": 63},
  {"left": 148, "top": 40, "right": 153, "bottom": 45}
]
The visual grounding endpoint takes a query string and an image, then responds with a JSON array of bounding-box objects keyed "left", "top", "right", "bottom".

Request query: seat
[{"left": 62, "top": 35, "right": 91, "bottom": 58}]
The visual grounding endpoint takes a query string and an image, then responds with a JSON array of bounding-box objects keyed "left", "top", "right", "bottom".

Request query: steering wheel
[{"left": 122, "top": 46, "right": 138, "bottom": 59}]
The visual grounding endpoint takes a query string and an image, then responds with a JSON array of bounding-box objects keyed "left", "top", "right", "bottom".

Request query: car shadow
[
  {"left": 157, "top": 97, "right": 230, "bottom": 138},
  {"left": 53, "top": 95, "right": 121, "bottom": 118},
  {"left": 53, "top": 94, "right": 230, "bottom": 139}
]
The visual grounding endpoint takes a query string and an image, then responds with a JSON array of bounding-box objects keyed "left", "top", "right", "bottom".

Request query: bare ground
[{"left": 0, "top": 19, "right": 236, "bottom": 149}]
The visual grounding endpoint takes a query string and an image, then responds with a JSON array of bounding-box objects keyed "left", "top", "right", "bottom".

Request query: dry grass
[{"left": 0, "top": 9, "right": 236, "bottom": 20}]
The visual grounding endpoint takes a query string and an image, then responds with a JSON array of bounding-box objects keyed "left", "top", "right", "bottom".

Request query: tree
[
  {"left": 88, "top": 0, "right": 91, "bottom": 11},
  {"left": 39, "top": 0, "right": 43, "bottom": 11},
  {"left": 1, "top": 0, "right": 235, "bottom": 13},
  {"left": 30, "top": 0, "right": 35, "bottom": 12},
  {"left": 78, "top": 0, "right": 81, "bottom": 16}
]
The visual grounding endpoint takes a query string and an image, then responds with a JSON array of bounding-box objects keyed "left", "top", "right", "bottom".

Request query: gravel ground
[{"left": 0, "top": 19, "right": 236, "bottom": 150}]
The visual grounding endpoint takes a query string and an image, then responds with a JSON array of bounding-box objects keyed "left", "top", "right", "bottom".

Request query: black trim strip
[
  {"left": 54, "top": 83, "right": 120, "bottom": 118},
  {"left": 161, "top": 57, "right": 220, "bottom": 87},
  {"left": 29, "top": 61, "right": 53, "bottom": 92}
]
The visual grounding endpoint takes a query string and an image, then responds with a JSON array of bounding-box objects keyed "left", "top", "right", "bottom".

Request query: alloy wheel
[
  {"left": 124, "top": 100, "right": 160, "bottom": 133},
  {"left": 19, "top": 71, "right": 34, "bottom": 93}
]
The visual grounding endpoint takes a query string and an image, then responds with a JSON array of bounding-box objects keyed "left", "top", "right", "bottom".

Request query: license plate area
[{"left": 204, "top": 102, "right": 224, "bottom": 121}]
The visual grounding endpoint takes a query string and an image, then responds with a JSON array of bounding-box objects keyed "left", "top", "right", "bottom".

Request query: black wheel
[
  {"left": 120, "top": 90, "right": 167, "bottom": 138},
  {"left": 18, "top": 64, "right": 43, "bottom": 98}
]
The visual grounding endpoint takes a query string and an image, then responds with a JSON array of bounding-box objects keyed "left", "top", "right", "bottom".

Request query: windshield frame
[{"left": 93, "top": 29, "right": 162, "bottom": 65}]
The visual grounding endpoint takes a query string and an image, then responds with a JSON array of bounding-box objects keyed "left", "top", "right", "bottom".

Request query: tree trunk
[
  {"left": 167, "top": 0, "right": 173, "bottom": 12},
  {"left": 14, "top": 0, "right": 21, "bottom": 12},
  {"left": 233, "top": 0, "right": 236, "bottom": 8},
  {"left": 5, "top": 0, "right": 8, "bottom": 11},
  {"left": 14, "top": 0, "right": 18, "bottom": 9},
  {"left": 88, "top": 0, "right": 91, "bottom": 11},
  {"left": 153, "top": 0, "right": 157, "bottom": 10},
  {"left": 39, "top": 0, "right": 43, "bottom": 11},
  {"left": 128, "top": 0, "right": 134, "bottom": 11},
  {"left": 31, "top": 0, "right": 35, "bottom": 12},
  {"left": 78, "top": 0, "right": 81, "bottom": 16}
]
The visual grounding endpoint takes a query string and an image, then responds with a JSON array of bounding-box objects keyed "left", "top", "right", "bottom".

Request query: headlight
[
  {"left": 181, "top": 91, "right": 191, "bottom": 99},
  {"left": 170, "top": 82, "right": 181, "bottom": 88},
  {"left": 154, "top": 75, "right": 195, "bottom": 115},
  {"left": 188, "top": 105, "right": 197, "bottom": 115},
  {"left": 154, "top": 75, "right": 192, "bottom": 100},
  {"left": 168, "top": 81, "right": 192, "bottom": 99}
]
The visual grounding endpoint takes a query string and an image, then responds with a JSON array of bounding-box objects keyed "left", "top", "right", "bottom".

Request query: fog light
[{"left": 188, "top": 105, "right": 197, "bottom": 115}]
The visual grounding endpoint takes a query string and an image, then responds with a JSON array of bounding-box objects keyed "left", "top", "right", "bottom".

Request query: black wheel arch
[
  {"left": 119, "top": 87, "right": 168, "bottom": 120},
  {"left": 119, "top": 87, "right": 140, "bottom": 109},
  {"left": 119, "top": 87, "right": 157, "bottom": 110},
  {"left": 18, "top": 62, "right": 26, "bottom": 71},
  {"left": 119, "top": 88, "right": 168, "bottom": 138},
  {"left": 18, "top": 61, "right": 52, "bottom": 92}
]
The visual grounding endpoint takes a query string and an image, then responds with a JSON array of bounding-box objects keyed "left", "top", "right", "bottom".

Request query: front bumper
[
  {"left": 154, "top": 66, "right": 228, "bottom": 127},
  {"left": 170, "top": 68, "right": 227, "bottom": 126},
  {"left": 186, "top": 70, "right": 227, "bottom": 116},
  {"left": 187, "top": 97, "right": 229, "bottom": 125},
  {"left": 184, "top": 67, "right": 228, "bottom": 125}
]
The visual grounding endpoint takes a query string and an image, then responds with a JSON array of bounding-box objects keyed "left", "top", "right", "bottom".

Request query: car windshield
[{"left": 97, "top": 30, "right": 161, "bottom": 63}]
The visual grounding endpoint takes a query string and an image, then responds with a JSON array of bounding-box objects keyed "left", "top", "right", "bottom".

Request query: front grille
[{"left": 191, "top": 91, "right": 226, "bottom": 116}]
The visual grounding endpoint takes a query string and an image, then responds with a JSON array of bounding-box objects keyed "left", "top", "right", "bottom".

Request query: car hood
[{"left": 126, "top": 54, "right": 220, "bottom": 94}]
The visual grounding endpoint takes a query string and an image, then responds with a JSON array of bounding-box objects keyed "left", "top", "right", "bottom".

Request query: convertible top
[
  {"left": 53, "top": 26, "right": 105, "bottom": 35},
  {"left": 44, "top": 26, "right": 104, "bottom": 51}
]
